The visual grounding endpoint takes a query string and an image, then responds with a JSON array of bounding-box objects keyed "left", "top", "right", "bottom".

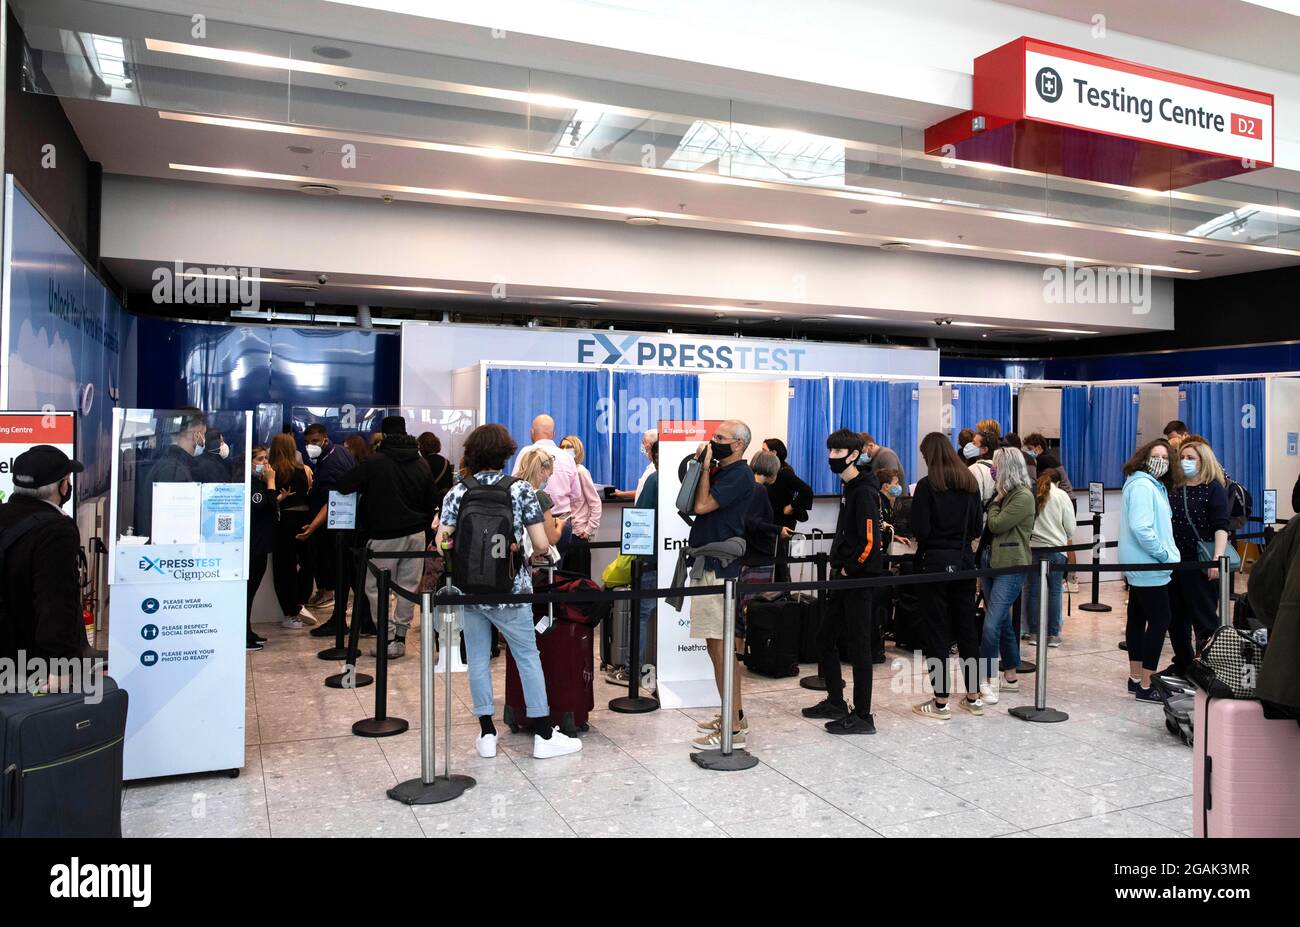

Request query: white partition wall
[{"left": 1267, "top": 377, "right": 1300, "bottom": 521}]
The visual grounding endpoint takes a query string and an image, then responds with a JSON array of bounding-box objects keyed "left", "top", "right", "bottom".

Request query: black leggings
[
  {"left": 1125, "top": 583, "right": 1173, "bottom": 673},
  {"left": 917, "top": 560, "right": 980, "bottom": 700},
  {"left": 272, "top": 511, "right": 314, "bottom": 615},
  {"left": 247, "top": 551, "right": 269, "bottom": 639},
  {"left": 1168, "top": 566, "right": 1219, "bottom": 668}
]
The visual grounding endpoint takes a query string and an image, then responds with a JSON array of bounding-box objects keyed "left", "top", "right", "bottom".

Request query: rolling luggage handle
[{"left": 388, "top": 588, "right": 476, "bottom": 805}]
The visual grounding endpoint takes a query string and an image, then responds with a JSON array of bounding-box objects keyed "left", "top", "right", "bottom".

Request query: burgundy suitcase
[
  {"left": 502, "top": 571, "right": 601, "bottom": 736},
  {"left": 1192, "top": 689, "right": 1300, "bottom": 837}
]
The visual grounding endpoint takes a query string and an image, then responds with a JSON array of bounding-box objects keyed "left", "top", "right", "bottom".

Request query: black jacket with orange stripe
[{"left": 830, "top": 468, "right": 883, "bottom": 577}]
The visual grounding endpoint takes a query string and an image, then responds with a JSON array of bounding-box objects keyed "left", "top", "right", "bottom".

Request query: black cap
[
  {"left": 12, "top": 445, "right": 84, "bottom": 488},
  {"left": 380, "top": 415, "right": 406, "bottom": 436}
]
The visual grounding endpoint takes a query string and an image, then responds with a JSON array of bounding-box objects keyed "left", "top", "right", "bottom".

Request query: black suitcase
[
  {"left": 1, "top": 675, "right": 128, "bottom": 837},
  {"left": 745, "top": 598, "right": 801, "bottom": 677}
]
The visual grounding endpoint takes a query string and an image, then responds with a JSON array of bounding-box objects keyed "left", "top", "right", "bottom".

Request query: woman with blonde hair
[
  {"left": 1167, "top": 438, "right": 1231, "bottom": 672},
  {"left": 269, "top": 432, "right": 316, "bottom": 628},
  {"left": 516, "top": 447, "right": 566, "bottom": 548},
  {"left": 1022, "top": 468, "right": 1076, "bottom": 647},
  {"left": 558, "top": 434, "right": 603, "bottom": 576}
]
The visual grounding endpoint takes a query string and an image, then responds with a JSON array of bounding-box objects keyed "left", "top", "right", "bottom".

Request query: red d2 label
[{"left": 1232, "top": 113, "right": 1264, "bottom": 139}]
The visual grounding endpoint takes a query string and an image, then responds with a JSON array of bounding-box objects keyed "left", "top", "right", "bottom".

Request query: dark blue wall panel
[
  {"left": 943, "top": 342, "right": 1300, "bottom": 382},
  {"left": 134, "top": 317, "right": 400, "bottom": 412}
]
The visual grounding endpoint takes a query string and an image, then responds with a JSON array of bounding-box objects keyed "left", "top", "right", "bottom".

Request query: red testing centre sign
[{"left": 0, "top": 412, "right": 77, "bottom": 512}]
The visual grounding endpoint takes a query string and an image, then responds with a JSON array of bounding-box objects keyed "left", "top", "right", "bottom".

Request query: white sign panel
[
  {"left": 110, "top": 581, "right": 247, "bottom": 780},
  {"left": 620, "top": 507, "right": 655, "bottom": 556},
  {"left": 655, "top": 421, "right": 723, "bottom": 710},
  {"left": 327, "top": 490, "right": 357, "bottom": 529},
  {"left": 151, "top": 482, "right": 202, "bottom": 544},
  {"left": 1023, "top": 47, "right": 1273, "bottom": 164}
]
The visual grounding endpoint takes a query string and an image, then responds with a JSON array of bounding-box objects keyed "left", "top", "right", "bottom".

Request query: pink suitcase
[{"left": 1192, "top": 689, "right": 1300, "bottom": 837}]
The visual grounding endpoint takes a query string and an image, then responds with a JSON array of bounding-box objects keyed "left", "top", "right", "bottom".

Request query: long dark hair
[
  {"left": 920, "top": 431, "right": 976, "bottom": 493},
  {"left": 1035, "top": 467, "right": 1060, "bottom": 514},
  {"left": 1122, "top": 437, "right": 1179, "bottom": 490},
  {"left": 763, "top": 438, "right": 790, "bottom": 470}
]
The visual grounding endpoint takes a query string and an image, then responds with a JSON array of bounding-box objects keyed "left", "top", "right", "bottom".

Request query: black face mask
[
  {"left": 709, "top": 440, "right": 733, "bottom": 462},
  {"left": 828, "top": 451, "right": 858, "bottom": 475},
  {"left": 58, "top": 481, "right": 72, "bottom": 508}
]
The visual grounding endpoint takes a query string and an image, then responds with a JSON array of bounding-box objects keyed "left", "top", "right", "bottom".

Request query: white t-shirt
[{"left": 633, "top": 461, "right": 654, "bottom": 499}]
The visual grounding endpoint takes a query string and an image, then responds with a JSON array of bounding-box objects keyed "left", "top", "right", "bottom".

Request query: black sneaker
[
  {"left": 251, "top": 631, "right": 267, "bottom": 644},
  {"left": 1127, "top": 677, "right": 1140, "bottom": 694},
  {"left": 359, "top": 622, "right": 378, "bottom": 638},
  {"left": 871, "top": 651, "right": 887, "bottom": 665},
  {"left": 1118, "top": 640, "right": 1128, "bottom": 651},
  {"left": 1135, "top": 685, "right": 1162, "bottom": 703},
  {"left": 801, "top": 698, "right": 849, "bottom": 720},
  {"left": 246, "top": 639, "right": 264, "bottom": 652},
  {"left": 310, "top": 621, "right": 341, "bottom": 638},
  {"left": 825, "top": 712, "right": 876, "bottom": 735}
]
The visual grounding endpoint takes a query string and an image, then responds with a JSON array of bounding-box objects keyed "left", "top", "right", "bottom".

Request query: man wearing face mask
[
  {"left": 191, "top": 427, "right": 233, "bottom": 483},
  {"left": 134, "top": 408, "right": 207, "bottom": 538},
  {"left": 0, "top": 446, "right": 91, "bottom": 667},
  {"left": 295, "top": 423, "right": 357, "bottom": 615},
  {"left": 801, "top": 428, "right": 883, "bottom": 735}
]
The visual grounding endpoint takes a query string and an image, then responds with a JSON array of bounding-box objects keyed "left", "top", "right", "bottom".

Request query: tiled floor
[{"left": 123, "top": 580, "right": 1205, "bottom": 838}]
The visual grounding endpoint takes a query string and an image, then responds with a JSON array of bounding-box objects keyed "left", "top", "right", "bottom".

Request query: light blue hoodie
[{"left": 1118, "top": 470, "right": 1180, "bottom": 586}]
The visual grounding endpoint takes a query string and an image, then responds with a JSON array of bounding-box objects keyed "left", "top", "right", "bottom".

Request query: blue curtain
[
  {"left": 888, "top": 382, "right": 920, "bottom": 486},
  {"left": 948, "top": 383, "right": 1012, "bottom": 445},
  {"left": 1086, "top": 385, "right": 1138, "bottom": 489},
  {"left": 788, "top": 377, "right": 834, "bottom": 494},
  {"left": 610, "top": 371, "right": 699, "bottom": 490},
  {"left": 1179, "top": 380, "right": 1266, "bottom": 517},
  {"left": 485, "top": 367, "right": 611, "bottom": 484},
  {"left": 1060, "top": 385, "right": 1089, "bottom": 487},
  {"left": 832, "top": 379, "right": 891, "bottom": 444}
]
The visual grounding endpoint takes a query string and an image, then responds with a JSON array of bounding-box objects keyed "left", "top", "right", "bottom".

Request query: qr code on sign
[{"left": 216, "top": 514, "right": 234, "bottom": 535}]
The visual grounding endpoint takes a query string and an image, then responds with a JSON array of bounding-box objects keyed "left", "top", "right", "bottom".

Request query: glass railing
[{"left": 14, "top": 0, "right": 1300, "bottom": 252}]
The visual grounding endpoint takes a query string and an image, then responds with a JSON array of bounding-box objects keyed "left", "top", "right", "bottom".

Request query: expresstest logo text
[{"left": 139, "top": 555, "right": 223, "bottom": 581}]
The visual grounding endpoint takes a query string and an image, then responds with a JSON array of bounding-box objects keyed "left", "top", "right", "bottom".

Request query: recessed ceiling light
[
  {"left": 744, "top": 301, "right": 762, "bottom": 306},
  {"left": 286, "top": 283, "right": 321, "bottom": 291},
  {"left": 879, "top": 241, "right": 911, "bottom": 251},
  {"left": 849, "top": 208, "right": 868, "bottom": 215},
  {"left": 311, "top": 45, "right": 352, "bottom": 60},
  {"left": 298, "top": 183, "right": 340, "bottom": 196},
  {"left": 287, "top": 145, "right": 314, "bottom": 154},
  {"left": 624, "top": 216, "right": 659, "bottom": 226},
  {"left": 831, "top": 313, "right": 877, "bottom": 320}
]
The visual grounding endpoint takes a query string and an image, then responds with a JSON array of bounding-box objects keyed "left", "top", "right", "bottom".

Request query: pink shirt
[
  {"left": 569, "top": 464, "right": 603, "bottom": 537},
  {"left": 513, "top": 439, "right": 579, "bottom": 515}
]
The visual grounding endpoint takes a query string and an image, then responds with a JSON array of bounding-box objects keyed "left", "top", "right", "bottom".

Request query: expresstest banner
[
  {"left": 1021, "top": 40, "right": 1273, "bottom": 164},
  {"left": 654, "top": 420, "right": 724, "bottom": 710}
]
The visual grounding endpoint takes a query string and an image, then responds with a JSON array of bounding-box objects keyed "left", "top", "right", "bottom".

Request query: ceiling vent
[
  {"left": 878, "top": 241, "right": 911, "bottom": 251},
  {"left": 298, "top": 183, "right": 340, "bottom": 196},
  {"left": 311, "top": 45, "right": 352, "bottom": 60}
]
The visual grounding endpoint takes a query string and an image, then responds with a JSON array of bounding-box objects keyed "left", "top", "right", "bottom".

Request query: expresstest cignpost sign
[{"left": 1020, "top": 40, "right": 1273, "bottom": 164}]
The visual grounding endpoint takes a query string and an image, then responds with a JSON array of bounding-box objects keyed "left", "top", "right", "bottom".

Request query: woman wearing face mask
[
  {"left": 191, "top": 427, "right": 233, "bottom": 482},
  {"left": 245, "top": 446, "right": 276, "bottom": 651},
  {"left": 517, "top": 448, "right": 566, "bottom": 549},
  {"left": 1022, "top": 467, "right": 1076, "bottom": 647},
  {"left": 558, "top": 435, "right": 602, "bottom": 577},
  {"left": 1167, "top": 439, "right": 1231, "bottom": 672},
  {"left": 761, "top": 438, "right": 813, "bottom": 583},
  {"left": 1118, "top": 438, "right": 1182, "bottom": 701},
  {"left": 967, "top": 431, "right": 998, "bottom": 505},
  {"left": 978, "top": 447, "right": 1036, "bottom": 703},
  {"left": 269, "top": 433, "right": 316, "bottom": 628}
]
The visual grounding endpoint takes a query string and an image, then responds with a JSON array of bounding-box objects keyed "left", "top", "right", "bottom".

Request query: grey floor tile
[
  {"left": 722, "top": 804, "right": 879, "bottom": 839},
  {"left": 418, "top": 801, "right": 577, "bottom": 838},
  {"left": 569, "top": 803, "right": 726, "bottom": 838},
  {"left": 875, "top": 808, "right": 1020, "bottom": 838},
  {"left": 1028, "top": 809, "right": 1187, "bottom": 838},
  {"left": 534, "top": 766, "right": 688, "bottom": 823},
  {"left": 123, "top": 792, "right": 269, "bottom": 838},
  {"left": 263, "top": 758, "right": 397, "bottom": 813},
  {"left": 946, "top": 772, "right": 1114, "bottom": 830},
  {"left": 809, "top": 771, "right": 976, "bottom": 829},
  {"left": 1130, "top": 796, "right": 1195, "bottom": 834},
  {"left": 1084, "top": 774, "right": 1193, "bottom": 810},
  {"left": 269, "top": 798, "right": 424, "bottom": 838}
]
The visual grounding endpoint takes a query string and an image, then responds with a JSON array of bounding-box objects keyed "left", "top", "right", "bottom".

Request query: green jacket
[
  {"left": 985, "top": 485, "right": 1035, "bottom": 568},
  {"left": 1250, "top": 517, "right": 1300, "bottom": 712}
]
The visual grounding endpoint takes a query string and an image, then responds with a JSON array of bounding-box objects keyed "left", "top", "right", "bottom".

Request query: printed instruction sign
[
  {"left": 621, "top": 507, "right": 655, "bottom": 556},
  {"left": 1088, "top": 481, "right": 1105, "bottom": 515},
  {"left": 327, "top": 491, "right": 357, "bottom": 529}
]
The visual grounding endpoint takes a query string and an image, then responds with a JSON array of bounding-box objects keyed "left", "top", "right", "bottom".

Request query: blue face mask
[
  {"left": 888, "top": 484, "right": 903, "bottom": 497},
  {"left": 1181, "top": 459, "right": 1198, "bottom": 477},
  {"left": 962, "top": 443, "right": 979, "bottom": 460}
]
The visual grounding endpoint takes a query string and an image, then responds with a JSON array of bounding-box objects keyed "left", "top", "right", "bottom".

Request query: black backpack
[
  {"left": 450, "top": 475, "right": 520, "bottom": 594},
  {"left": 1226, "top": 478, "right": 1252, "bottom": 533}
]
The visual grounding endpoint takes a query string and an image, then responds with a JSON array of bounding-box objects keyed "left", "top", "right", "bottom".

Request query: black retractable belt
[
  {"left": 354, "top": 563, "right": 409, "bottom": 737},
  {"left": 609, "top": 555, "right": 659, "bottom": 714},
  {"left": 1078, "top": 513, "right": 1113, "bottom": 614},
  {"left": 317, "top": 530, "right": 353, "bottom": 661},
  {"left": 325, "top": 545, "right": 373, "bottom": 690}
]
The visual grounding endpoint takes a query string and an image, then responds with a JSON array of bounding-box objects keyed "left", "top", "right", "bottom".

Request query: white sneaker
[
  {"left": 280, "top": 615, "right": 309, "bottom": 629},
  {"left": 297, "top": 607, "right": 318, "bottom": 626},
  {"left": 533, "top": 727, "right": 583, "bottom": 759},
  {"left": 368, "top": 639, "right": 406, "bottom": 659},
  {"left": 980, "top": 681, "right": 1000, "bottom": 704},
  {"left": 475, "top": 733, "right": 498, "bottom": 758}
]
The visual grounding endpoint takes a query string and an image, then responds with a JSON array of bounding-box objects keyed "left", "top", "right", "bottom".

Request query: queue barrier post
[
  {"left": 691, "top": 578, "right": 759, "bottom": 771},
  {"left": 610, "top": 554, "right": 659, "bottom": 713},
  {"left": 353, "top": 566, "right": 409, "bottom": 737},
  {"left": 389, "top": 590, "right": 475, "bottom": 804},
  {"left": 325, "top": 545, "right": 373, "bottom": 690},
  {"left": 1079, "top": 514, "right": 1112, "bottom": 613},
  {"left": 800, "top": 550, "right": 829, "bottom": 692},
  {"left": 316, "top": 530, "right": 351, "bottom": 659},
  {"left": 1009, "top": 557, "right": 1068, "bottom": 724},
  {"left": 1218, "top": 554, "right": 1232, "bottom": 628}
]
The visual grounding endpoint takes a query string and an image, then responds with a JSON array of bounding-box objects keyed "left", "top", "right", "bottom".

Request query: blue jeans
[
  {"left": 1022, "top": 550, "right": 1066, "bottom": 638},
  {"left": 981, "top": 572, "right": 1023, "bottom": 676},
  {"left": 463, "top": 604, "right": 549, "bottom": 719}
]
